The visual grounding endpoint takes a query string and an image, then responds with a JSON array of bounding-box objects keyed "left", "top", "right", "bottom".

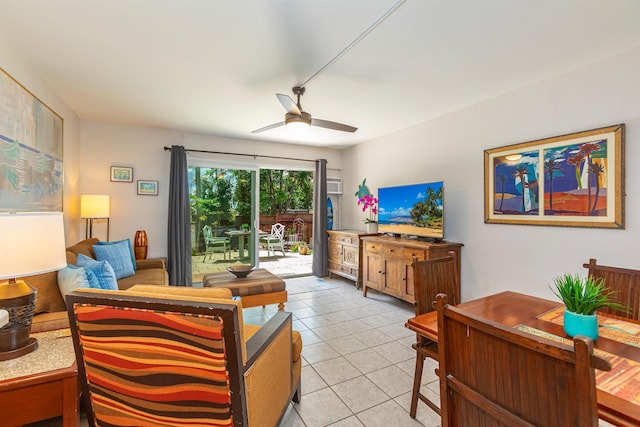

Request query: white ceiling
[{"left": 1, "top": 0, "right": 640, "bottom": 149}]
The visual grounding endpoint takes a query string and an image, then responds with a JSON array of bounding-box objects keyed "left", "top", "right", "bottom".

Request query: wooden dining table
[{"left": 405, "top": 291, "right": 640, "bottom": 426}]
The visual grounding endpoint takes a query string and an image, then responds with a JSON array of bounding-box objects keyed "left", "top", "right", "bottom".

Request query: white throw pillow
[{"left": 57, "top": 264, "right": 100, "bottom": 297}]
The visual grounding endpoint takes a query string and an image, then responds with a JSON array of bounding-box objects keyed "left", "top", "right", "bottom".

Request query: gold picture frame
[{"left": 484, "top": 124, "right": 624, "bottom": 229}]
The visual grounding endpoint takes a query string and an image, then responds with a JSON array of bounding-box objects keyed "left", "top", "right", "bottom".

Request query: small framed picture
[
  {"left": 110, "top": 166, "right": 133, "bottom": 182},
  {"left": 137, "top": 180, "right": 159, "bottom": 196}
]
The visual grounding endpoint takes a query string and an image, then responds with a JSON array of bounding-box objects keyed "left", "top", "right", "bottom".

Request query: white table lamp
[
  {"left": 0, "top": 212, "right": 66, "bottom": 360},
  {"left": 80, "top": 194, "right": 110, "bottom": 241}
]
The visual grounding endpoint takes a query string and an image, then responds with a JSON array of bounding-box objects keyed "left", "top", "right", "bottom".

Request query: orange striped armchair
[{"left": 65, "top": 285, "right": 302, "bottom": 427}]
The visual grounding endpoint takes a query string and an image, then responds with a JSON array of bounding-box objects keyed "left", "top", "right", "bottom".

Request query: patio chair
[
  {"left": 293, "top": 217, "right": 306, "bottom": 242},
  {"left": 284, "top": 218, "right": 305, "bottom": 250},
  {"left": 202, "top": 225, "right": 231, "bottom": 262},
  {"left": 260, "top": 222, "right": 286, "bottom": 257}
]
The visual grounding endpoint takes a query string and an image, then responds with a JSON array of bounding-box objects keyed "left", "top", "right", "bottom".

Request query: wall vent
[{"left": 327, "top": 177, "right": 343, "bottom": 194}]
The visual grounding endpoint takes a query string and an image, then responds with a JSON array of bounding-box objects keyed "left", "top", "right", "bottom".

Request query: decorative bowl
[{"left": 226, "top": 265, "right": 255, "bottom": 279}]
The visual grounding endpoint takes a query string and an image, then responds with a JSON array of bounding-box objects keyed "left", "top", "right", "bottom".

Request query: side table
[{"left": 0, "top": 328, "right": 78, "bottom": 427}]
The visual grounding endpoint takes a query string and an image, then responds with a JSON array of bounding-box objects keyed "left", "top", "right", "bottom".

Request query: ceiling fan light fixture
[{"left": 285, "top": 112, "right": 311, "bottom": 134}]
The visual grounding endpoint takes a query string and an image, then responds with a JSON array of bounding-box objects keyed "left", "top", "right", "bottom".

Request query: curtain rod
[{"left": 163, "top": 146, "right": 317, "bottom": 164}]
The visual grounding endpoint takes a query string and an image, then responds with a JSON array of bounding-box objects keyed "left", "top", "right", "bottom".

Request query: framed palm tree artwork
[{"left": 484, "top": 124, "right": 624, "bottom": 229}]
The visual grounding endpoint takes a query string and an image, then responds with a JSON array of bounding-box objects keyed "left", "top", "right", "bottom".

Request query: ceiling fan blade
[
  {"left": 276, "top": 93, "right": 302, "bottom": 115},
  {"left": 252, "top": 121, "right": 285, "bottom": 133},
  {"left": 311, "top": 118, "right": 358, "bottom": 133}
]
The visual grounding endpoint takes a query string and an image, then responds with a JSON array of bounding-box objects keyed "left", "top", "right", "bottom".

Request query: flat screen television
[{"left": 378, "top": 181, "right": 444, "bottom": 240}]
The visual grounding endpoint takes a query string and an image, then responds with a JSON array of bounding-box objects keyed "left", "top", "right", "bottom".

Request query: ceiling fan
[{"left": 252, "top": 86, "right": 357, "bottom": 134}]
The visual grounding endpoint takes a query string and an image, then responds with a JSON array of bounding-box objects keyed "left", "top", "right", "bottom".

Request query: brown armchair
[{"left": 66, "top": 285, "right": 301, "bottom": 427}]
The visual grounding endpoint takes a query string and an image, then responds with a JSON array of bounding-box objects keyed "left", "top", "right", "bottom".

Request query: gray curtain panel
[
  {"left": 167, "top": 145, "right": 192, "bottom": 286},
  {"left": 312, "top": 159, "right": 328, "bottom": 277}
]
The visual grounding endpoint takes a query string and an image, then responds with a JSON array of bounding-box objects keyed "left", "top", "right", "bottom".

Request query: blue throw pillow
[
  {"left": 93, "top": 239, "right": 136, "bottom": 279},
  {"left": 76, "top": 254, "right": 119, "bottom": 290},
  {"left": 96, "top": 239, "right": 137, "bottom": 271},
  {"left": 57, "top": 264, "right": 101, "bottom": 297}
]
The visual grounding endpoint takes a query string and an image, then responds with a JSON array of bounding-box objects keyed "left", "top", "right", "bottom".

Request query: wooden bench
[{"left": 584, "top": 258, "right": 640, "bottom": 320}]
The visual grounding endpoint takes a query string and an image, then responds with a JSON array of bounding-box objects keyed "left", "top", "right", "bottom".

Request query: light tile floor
[
  {"left": 248, "top": 276, "right": 617, "bottom": 427},
  {"left": 243, "top": 275, "right": 442, "bottom": 427}
]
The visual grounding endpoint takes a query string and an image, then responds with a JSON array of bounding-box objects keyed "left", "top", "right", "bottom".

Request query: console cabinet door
[
  {"left": 328, "top": 240, "right": 343, "bottom": 265},
  {"left": 402, "top": 248, "right": 426, "bottom": 303},
  {"left": 363, "top": 241, "right": 383, "bottom": 291},
  {"left": 342, "top": 245, "right": 359, "bottom": 269},
  {"left": 381, "top": 245, "right": 403, "bottom": 297},
  {"left": 328, "top": 240, "right": 352, "bottom": 279},
  {"left": 364, "top": 252, "right": 383, "bottom": 291},
  {"left": 382, "top": 257, "right": 403, "bottom": 297}
]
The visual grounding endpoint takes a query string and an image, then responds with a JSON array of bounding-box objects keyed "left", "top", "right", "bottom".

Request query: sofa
[{"left": 26, "top": 238, "right": 169, "bottom": 332}]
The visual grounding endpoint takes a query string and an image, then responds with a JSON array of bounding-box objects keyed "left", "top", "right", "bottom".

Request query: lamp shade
[
  {"left": 80, "top": 194, "right": 110, "bottom": 219},
  {"left": 0, "top": 212, "right": 67, "bottom": 279}
]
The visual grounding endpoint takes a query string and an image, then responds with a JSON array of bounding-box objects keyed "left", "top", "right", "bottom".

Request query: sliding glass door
[
  {"left": 187, "top": 155, "right": 315, "bottom": 281},
  {"left": 188, "top": 160, "right": 258, "bottom": 283}
]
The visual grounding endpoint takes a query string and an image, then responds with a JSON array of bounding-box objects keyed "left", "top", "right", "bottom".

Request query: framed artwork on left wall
[{"left": 0, "top": 68, "right": 63, "bottom": 212}]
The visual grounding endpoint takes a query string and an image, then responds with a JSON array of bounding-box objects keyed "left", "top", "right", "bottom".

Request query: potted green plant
[
  {"left": 298, "top": 242, "right": 309, "bottom": 255},
  {"left": 550, "top": 273, "right": 629, "bottom": 340}
]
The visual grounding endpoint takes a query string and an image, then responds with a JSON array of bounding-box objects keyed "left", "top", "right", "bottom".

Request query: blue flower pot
[{"left": 563, "top": 310, "right": 598, "bottom": 340}]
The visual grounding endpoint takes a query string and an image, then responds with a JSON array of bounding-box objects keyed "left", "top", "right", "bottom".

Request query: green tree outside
[
  {"left": 259, "top": 169, "right": 313, "bottom": 215},
  {"left": 189, "top": 167, "right": 313, "bottom": 253}
]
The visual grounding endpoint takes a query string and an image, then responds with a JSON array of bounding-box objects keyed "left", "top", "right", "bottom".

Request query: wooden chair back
[
  {"left": 66, "top": 289, "right": 246, "bottom": 427},
  {"left": 408, "top": 251, "right": 459, "bottom": 417},
  {"left": 412, "top": 251, "right": 459, "bottom": 316},
  {"left": 584, "top": 258, "right": 640, "bottom": 320},
  {"left": 436, "top": 293, "right": 610, "bottom": 427}
]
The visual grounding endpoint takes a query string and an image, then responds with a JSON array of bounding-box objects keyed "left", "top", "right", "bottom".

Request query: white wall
[
  {"left": 80, "top": 121, "right": 343, "bottom": 258},
  {"left": 343, "top": 47, "right": 640, "bottom": 302},
  {"left": 0, "top": 42, "right": 83, "bottom": 244},
  {"left": 6, "top": 33, "right": 637, "bottom": 299}
]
